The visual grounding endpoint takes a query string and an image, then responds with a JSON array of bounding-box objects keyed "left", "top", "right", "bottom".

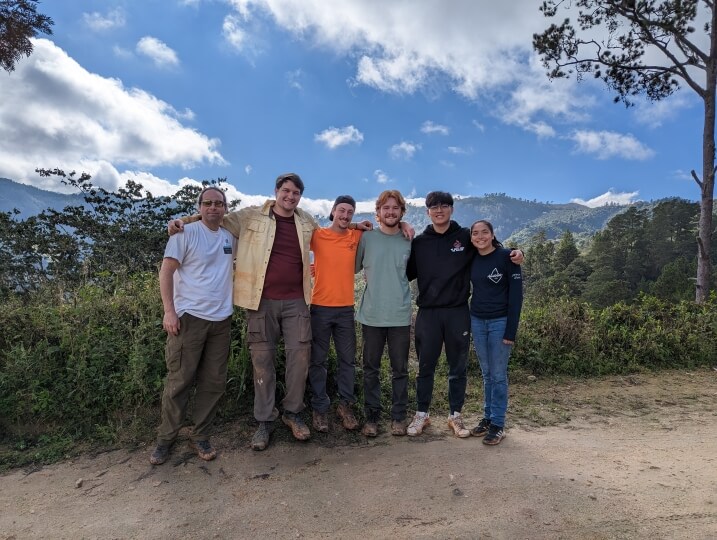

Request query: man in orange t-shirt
[{"left": 308, "top": 195, "right": 363, "bottom": 432}]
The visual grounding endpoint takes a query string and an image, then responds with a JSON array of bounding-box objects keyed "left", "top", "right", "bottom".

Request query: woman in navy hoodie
[{"left": 469, "top": 220, "right": 523, "bottom": 445}]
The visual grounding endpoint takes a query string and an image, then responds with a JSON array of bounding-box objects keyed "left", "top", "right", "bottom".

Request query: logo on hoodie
[
  {"left": 450, "top": 239, "right": 465, "bottom": 253},
  {"left": 488, "top": 268, "right": 503, "bottom": 283}
]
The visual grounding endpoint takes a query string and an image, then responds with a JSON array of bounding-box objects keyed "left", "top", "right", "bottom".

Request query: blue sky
[{"left": 0, "top": 0, "right": 705, "bottom": 216}]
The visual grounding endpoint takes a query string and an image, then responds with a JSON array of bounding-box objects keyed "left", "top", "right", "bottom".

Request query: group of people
[{"left": 149, "top": 173, "right": 523, "bottom": 466}]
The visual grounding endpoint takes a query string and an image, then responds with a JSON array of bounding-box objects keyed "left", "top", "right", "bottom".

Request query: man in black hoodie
[{"left": 405, "top": 191, "right": 522, "bottom": 438}]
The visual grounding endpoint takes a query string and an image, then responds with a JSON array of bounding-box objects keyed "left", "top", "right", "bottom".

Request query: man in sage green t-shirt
[{"left": 354, "top": 189, "right": 412, "bottom": 438}]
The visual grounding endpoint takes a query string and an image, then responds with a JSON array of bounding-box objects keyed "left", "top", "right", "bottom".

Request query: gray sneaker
[
  {"left": 251, "top": 422, "right": 271, "bottom": 451},
  {"left": 149, "top": 443, "right": 170, "bottom": 465}
]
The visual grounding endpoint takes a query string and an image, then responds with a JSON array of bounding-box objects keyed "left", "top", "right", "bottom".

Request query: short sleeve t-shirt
[
  {"left": 164, "top": 221, "right": 235, "bottom": 321},
  {"left": 310, "top": 228, "right": 362, "bottom": 307},
  {"left": 354, "top": 229, "right": 412, "bottom": 327}
]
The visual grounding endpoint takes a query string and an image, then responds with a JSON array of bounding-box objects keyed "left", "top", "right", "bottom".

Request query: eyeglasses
[
  {"left": 200, "top": 200, "right": 226, "bottom": 208},
  {"left": 428, "top": 204, "right": 452, "bottom": 211}
]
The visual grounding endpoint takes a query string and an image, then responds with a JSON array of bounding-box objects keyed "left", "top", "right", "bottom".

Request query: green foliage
[
  {"left": 0, "top": 274, "right": 253, "bottom": 460},
  {"left": 523, "top": 199, "right": 714, "bottom": 307},
  {"left": 513, "top": 295, "right": 717, "bottom": 376}
]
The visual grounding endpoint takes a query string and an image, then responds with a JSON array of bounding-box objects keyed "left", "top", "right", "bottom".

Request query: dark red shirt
[{"left": 262, "top": 212, "right": 304, "bottom": 300}]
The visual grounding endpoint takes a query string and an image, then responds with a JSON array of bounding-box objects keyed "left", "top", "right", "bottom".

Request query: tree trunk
[{"left": 696, "top": 4, "right": 717, "bottom": 304}]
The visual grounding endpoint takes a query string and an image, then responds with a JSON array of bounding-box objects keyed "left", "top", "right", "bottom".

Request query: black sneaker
[
  {"left": 483, "top": 424, "right": 505, "bottom": 445},
  {"left": 471, "top": 418, "right": 491, "bottom": 437},
  {"left": 149, "top": 443, "right": 170, "bottom": 465},
  {"left": 251, "top": 421, "right": 272, "bottom": 451}
]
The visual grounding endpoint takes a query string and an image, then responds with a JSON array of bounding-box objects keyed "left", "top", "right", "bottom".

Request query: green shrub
[
  {"left": 512, "top": 294, "right": 717, "bottom": 375},
  {"left": 1, "top": 276, "right": 715, "bottom": 470}
]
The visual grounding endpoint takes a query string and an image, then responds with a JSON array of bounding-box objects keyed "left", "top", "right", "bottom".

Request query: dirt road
[{"left": 2, "top": 369, "right": 717, "bottom": 539}]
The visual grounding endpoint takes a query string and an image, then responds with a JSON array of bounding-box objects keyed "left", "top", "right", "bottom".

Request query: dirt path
[{"left": 2, "top": 369, "right": 717, "bottom": 539}]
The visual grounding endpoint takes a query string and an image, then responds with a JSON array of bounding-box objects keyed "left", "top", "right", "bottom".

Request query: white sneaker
[
  {"left": 448, "top": 413, "right": 471, "bottom": 438},
  {"left": 407, "top": 412, "right": 430, "bottom": 436}
]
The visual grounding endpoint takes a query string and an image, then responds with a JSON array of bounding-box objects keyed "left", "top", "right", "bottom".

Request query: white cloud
[
  {"left": 447, "top": 146, "right": 472, "bottom": 155},
  {"left": 0, "top": 39, "right": 224, "bottom": 191},
  {"left": 112, "top": 45, "right": 133, "bottom": 59},
  {"left": 221, "top": 0, "right": 606, "bottom": 143},
  {"left": 673, "top": 169, "right": 697, "bottom": 183},
  {"left": 226, "top": 1, "right": 552, "bottom": 101},
  {"left": 472, "top": 120, "right": 486, "bottom": 132},
  {"left": 314, "top": 125, "right": 364, "bottom": 149},
  {"left": 223, "top": 14, "right": 249, "bottom": 51},
  {"left": 222, "top": 0, "right": 702, "bottom": 149},
  {"left": 374, "top": 169, "right": 392, "bottom": 184},
  {"left": 571, "top": 130, "right": 655, "bottom": 160},
  {"left": 421, "top": 121, "right": 449, "bottom": 135},
  {"left": 83, "top": 9, "right": 126, "bottom": 31},
  {"left": 136, "top": 37, "right": 180, "bottom": 68},
  {"left": 355, "top": 52, "right": 430, "bottom": 94},
  {"left": 571, "top": 189, "right": 640, "bottom": 207},
  {"left": 634, "top": 93, "right": 693, "bottom": 128},
  {"left": 245, "top": 165, "right": 253, "bottom": 175},
  {"left": 526, "top": 121, "right": 557, "bottom": 138},
  {"left": 496, "top": 55, "right": 592, "bottom": 137},
  {"left": 390, "top": 141, "right": 421, "bottom": 160}
]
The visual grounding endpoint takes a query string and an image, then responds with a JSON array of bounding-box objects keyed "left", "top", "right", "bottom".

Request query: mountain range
[
  {"left": 0, "top": 178, "right": 84, "bottom": 218},
  {"left": 1, "top": 177, "right": 643, "bottom": 245}
]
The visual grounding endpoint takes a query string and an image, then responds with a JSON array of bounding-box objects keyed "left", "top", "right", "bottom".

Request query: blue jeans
[{"left": 470, "top": 316, "right": 512, "bottom": 428}]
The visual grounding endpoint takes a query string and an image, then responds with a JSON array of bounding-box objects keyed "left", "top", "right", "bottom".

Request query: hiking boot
[
  {"left": 336, "top": 401, "right": 359, "bottom": 431},
  {"left": 361, "top": 420, "right": 378, "bottom": 437},
  {"left": 471, "top": 418, "right": 491, "bottom": 437},
  {"left": 361, "top": 411, "right": 379, "bottom": 437},
  {"left": 189, "top": 439, "right": 217, "bottom": 461},
  {"left": 406, "top": 412, "right": 430, "bottom": 437},
  {"left": 483, "top": 424, "right": 506, "bottom": 446},
  {"left": 149, "top": 443, "right": 170, "bottom": 465},
  {"left": 251, "top": 422, "right": 271, "bottom": 451},
  {"left": 312, "top": 410, "right": 329, "bottom": 433},
  {"left": 447, "top": 413, "right": 471, "bottom": 438},
  {"left": 391, "top": 419, "right": 407, "bottom": 436},
  {"left": 282, "top": 412, "right": 311, "bottom": 441}
]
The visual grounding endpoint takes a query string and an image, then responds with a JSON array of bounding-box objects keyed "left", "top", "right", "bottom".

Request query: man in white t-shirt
[{"left": 149, "top": 186, "right": 235, "bottom": 466}]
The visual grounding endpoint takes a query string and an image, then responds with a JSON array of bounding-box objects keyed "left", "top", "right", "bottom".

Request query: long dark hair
[{"left": 470, "top": 219, "right": 503, "bottom": 249}]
